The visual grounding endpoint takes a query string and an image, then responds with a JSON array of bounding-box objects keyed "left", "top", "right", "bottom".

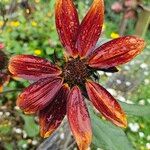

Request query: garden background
[{"left": 0, "top": 0, "right": 150, "bottom": 150}]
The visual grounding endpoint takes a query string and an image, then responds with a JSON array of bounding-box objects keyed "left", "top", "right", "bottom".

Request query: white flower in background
[
  {"left": 139, "top": 132, "right": 145, "bottom": 138},
  {"left": 5, "top": 112, "right": 10, "bottom": 116},
  {"left": 125, "top": 81, "right": 131, "bottom": 86},
  {"left": 140, "top": 63, "right": 148, "bottom": 69},
  {"left": 144, "top": 79, "right": 150, "bottom": 85},
  {"left": 116, "top": 79, "right": 121, "bottom": 84},
  {"left": 97, "top": 71, "right": 104, "bottom": 76},
  {"left": 32, "top": 140, "right": 38, "bottom": 145},
  {"left": 105, "top": 72, "right": 112, "bottom": 76},
  {"left": 22, "top": 144, "right": 27, "bottom": 149},
  {"left": 107, "top": 88, "right": 117, "bottom": 96},
  {"left": 0, "top": 111, "right": 3, "bottom": 116},
  {"left": 60, "top": 132, "right": 65, "bottom": 139},
  {"left": 139, "top": 99, "right": 145, "bottom": 105},
  {"left": 117, "top": 95, "right": 126, "bottom": 102},
  {"left": 147, "top": 135, "right": 150, "bottom": 141},
  {"left": 146, "top": 143, "right": 150, "bottom": 150},
  {"left": 23, "top": 130, "right": 27, "bottom": 138},
  {"left": 13, "top": 127, "right": 22, "bottom": 134},
  {"left": 124, "top": 66, "right": 130, "bottom": 70},
  {"left": 126, "top": 100, "right": 134, "bottom": 104},
  {"left": 128, "top": 123, "right": 140, "bottom": 132},
  {"left": 144, "top": 71, "right": 149, "bottom": 76},
  {"left": 130, "top": 61, "right": 135, "bottom": 65}
]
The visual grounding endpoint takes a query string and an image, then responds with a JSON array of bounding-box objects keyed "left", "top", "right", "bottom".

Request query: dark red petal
[
  {"left": 39, "top": 84, "right": 69, "bottom": 138},
  {"left": 17, "top": 77, "right": 63, "bottom": 114},
  {"left": 67, "top": 86, "right": 92, "bottom": 150},
  {"left": 86, "top": 80, "right": 127, "bottom": 128},
  {"left": 88, "top": 36, "right": 146, "bottom": 69},
  {"left": 55, "top": 0, "right": 79, "bottom": 57},
  {"left": 76, "top": 0, "right": 104, "bottom": 58},
  {"left": 9, "top": 55, "right": 61, "bottom": 81}
]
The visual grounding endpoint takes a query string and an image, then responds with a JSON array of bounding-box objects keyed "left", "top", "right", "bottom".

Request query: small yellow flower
[
  {"left": 10, "top": 21, "right": 20, "bottom": 27},
  {"left": 0, "top": 21, "right": 4, "bottom": 27},
  {"left": 31, "top": 21, "right": 37, "bottom": 27},
  {"left": 110, "top": 32, "right": 120, "bottom": 39},
  {"left": 34, "top": 49, "right": 42, "bottom": 55},
  {"left": 47, "top": 12, "right": 52, "bottom": 17},
  {"left": 35, "top": 0, "right": 40, "bottom": 3}
]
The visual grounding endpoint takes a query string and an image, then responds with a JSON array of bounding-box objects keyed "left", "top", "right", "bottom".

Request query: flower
[
  {"left": 10, "top": 21, "right": 20, "bottom": 27},
  {"left": 34, "top": 49, "right": 42, "bottom": 55},
  {"left": 111, "top": 2, "right": 123, "bottom": 13},
  {"left": 0, "top": 21, "right": 4, "bottom": 27},
  {"left": 31, "top": 21, "right": 37, "bottom": 27},
  {"left": 8, "top": 0, "right": 145, "bottom": 149},
  {"left": 110, "top": 32, "right": 120, "bottom": 39}
]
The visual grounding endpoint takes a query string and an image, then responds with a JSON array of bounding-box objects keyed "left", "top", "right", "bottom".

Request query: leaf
[
  {"left": 119, "top": 101, "right": 150, "bottom": 117},
  {"left": 90, "top": 109, "right": 135, "bottom": 150},
  {"left": 21, "top": 115, "right": 39, "bottom": 137}
]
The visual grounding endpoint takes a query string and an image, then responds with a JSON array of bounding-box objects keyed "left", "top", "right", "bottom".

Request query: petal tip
[{"left": 40, "top": 129, "right": 54, "bottom": 138}]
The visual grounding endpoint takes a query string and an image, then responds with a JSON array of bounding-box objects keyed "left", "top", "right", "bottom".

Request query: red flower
[{"left": 8, "top": 0, "right": 145, "bottom": 149}]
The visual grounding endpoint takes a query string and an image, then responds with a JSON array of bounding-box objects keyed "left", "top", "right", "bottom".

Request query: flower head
[{"left": 8, "top": 0, "right": 145, "bottom": 149}]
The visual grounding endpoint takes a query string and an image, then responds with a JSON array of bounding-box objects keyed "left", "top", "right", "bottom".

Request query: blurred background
[{"left": 0, "top": 0, "right": 150, "bottom": 150}]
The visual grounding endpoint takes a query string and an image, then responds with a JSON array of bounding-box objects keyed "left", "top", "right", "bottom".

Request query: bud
[{"left": 111, "top": 2, "right": 123, "bottom": 13}]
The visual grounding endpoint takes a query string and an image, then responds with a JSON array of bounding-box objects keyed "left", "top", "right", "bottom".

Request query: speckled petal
[
  {"left": 88, "top": 36, "right": 146, "bottom": 69},
  {"left": 55, "top": 0, "right": 79, "bottom": 57},
  {"left": 86, "top": 80, "right": 127, "bottom": 128},
  {"left": 39, "top": 84, "right": 69, "bottom": 138},
  {"left": 17, "top": 77, "right": 63, "bottom": 114},
  {"left": 76, "top": 0, "right": 104, "bottom": 58},
  {"left": 67, "top": 86, "right": 92, "bottom": 150},
  {"left": 9, "top": 55, "right": 61, "bottom": 81}
]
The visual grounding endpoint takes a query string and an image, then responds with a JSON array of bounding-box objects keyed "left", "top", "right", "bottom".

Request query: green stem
[
  {"left": 135, "top": 6, "right": 150, "bottom": 37},
  {"left": 0, "top": 89, "right": 22, "bottom": 95}
]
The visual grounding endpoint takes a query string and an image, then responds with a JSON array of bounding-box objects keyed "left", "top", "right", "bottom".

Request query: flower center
[{"left": 62, "top": 58, "right": 90, "bottom": 87}]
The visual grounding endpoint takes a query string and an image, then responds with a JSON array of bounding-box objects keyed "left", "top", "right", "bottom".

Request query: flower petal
[
  {"left": 88, "top": 36, "right": 145, "bottom": 69},
  {"left": 55, "top": 0, "right": 79, "bottom": 57},
  {"left": 67, "top": 86, "right": 92, "bottom": 150},
  {"left": 39, "top": 84, "right": 69, "bottom": 138},
  {"left": 86, "top": 80, "right": 127, "bottom": 128},
  {"left": 17, "top": 77, "right": 63, "bottom": 114},
  {"left": 76, "top": 0, "right": 104, "bottom": 58},
  {"left": 9, "top": 55, "right": 61, "bottom": 81}
]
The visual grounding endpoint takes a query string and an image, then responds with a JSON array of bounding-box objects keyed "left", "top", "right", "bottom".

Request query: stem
[
  {"left": 135, "top": 6, "right": 150, "bottom": 37},
  {"left": 119, "top": 12, "right": 128, "bottom": 35},
  {"left": 0, "top": 89, "right": 22, "bottom": 95}
]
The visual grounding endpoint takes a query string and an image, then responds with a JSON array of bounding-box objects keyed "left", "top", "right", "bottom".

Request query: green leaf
[
  {"left": 90, "top": 109, "right": 135, "bottom": 150},
  {"left": 21, "top": 115, "right": 39, "bottom": 137},
  {"left": 119, "top": 101, "right": 150, "bottom": 117}
]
